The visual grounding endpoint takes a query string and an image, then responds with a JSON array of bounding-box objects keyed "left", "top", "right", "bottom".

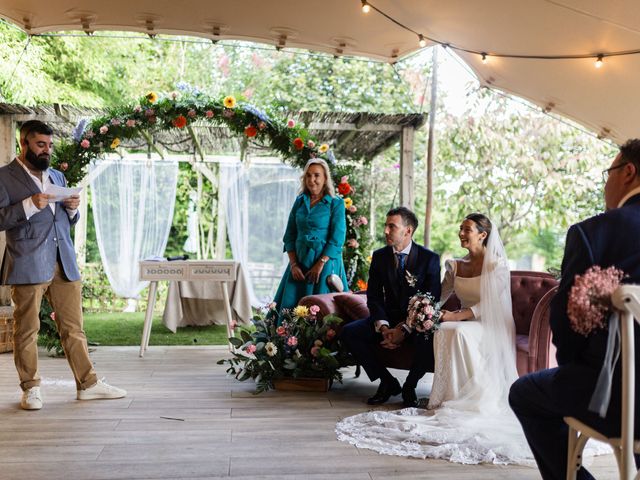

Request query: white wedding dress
[{"left": 336, "top": 230, "right": 610, "bottom": 466}]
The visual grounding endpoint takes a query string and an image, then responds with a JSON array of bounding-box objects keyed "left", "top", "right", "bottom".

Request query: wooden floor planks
[{"left": 0, "top": 346, "right": 617, "bottom": 479}]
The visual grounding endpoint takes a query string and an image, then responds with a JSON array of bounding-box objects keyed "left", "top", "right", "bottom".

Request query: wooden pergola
[{"left": 0, "top": 103, "right": 426, "bottom": 284}]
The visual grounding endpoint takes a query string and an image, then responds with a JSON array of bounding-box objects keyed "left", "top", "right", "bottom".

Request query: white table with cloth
[{"left": 162, "top": 262, "right": 253, "bottom": 333}]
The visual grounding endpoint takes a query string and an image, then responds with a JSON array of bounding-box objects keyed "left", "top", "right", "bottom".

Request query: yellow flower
[
  {"left": 367, "top": 255, "right": 372, "bottom": 264},
  {"left": 344, "top": 197, "right": 353, "bottom": 209},
  {"left": 223, "top": 95, "right": 237, "bottom": 108},
  {"left": 110, "top": 138, "right": 121, "bottom": 149},
  {"left": 145, "top": 91, "right": 158, "bottom": 103},
  {"left": 318, "top": 143, "right": 329, "bottom": 153},
  {"left": 293, "top": 305, "right": 309, "bottom": 318}
]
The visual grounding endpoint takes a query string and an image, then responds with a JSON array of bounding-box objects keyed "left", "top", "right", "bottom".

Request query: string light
[
  {"left": 357, "top": 1, "right": 640, "bottom": 66},
  {"left": 595, "top": 54, "right": 603, "bottom": 68}
]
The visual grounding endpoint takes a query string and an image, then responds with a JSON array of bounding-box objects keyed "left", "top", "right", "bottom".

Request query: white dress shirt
[
  {"left": 16, "top": 158, "right": 77, "bottom": 220},
  {"left": 618, "top": 185, "right": 640, "bottom": 208}
]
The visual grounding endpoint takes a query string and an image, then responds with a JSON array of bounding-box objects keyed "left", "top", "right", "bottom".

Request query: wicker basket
[{"left": 0, "top": 306, "right": 15, "bottom": 354}]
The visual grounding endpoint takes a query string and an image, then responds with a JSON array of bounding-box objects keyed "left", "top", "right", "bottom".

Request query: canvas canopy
[{"left": 1, "top": 0, "right": 639, "bottom": 143}]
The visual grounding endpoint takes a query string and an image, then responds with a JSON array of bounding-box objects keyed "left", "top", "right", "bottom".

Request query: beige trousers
[{"left": 11, "top": 263, "right": 97, "bottom": 391}]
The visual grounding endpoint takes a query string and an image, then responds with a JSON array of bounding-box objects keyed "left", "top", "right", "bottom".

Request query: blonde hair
[{"left": 299, "top": 158, "right": 335, "bottom": 197}]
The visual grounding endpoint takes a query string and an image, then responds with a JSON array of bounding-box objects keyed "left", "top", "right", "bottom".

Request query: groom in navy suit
[
  {"left": 509, "top": 139, "right": 640, "bottom": 480},
  {"left": 342, "top": 207, "right": 441, "bottom": 406}
]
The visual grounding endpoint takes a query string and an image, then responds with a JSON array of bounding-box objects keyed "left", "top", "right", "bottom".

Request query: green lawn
[{"left": 83, "top": 312, "right": 230, "bottom": 346}]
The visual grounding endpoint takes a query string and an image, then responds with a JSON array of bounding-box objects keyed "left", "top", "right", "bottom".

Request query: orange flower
[
  {"left": 244, "top": 125, "right": 258, "bottom": 138},
  {"left": 338, "top": 182, "right": 352, "bottom": 196},
  {"left": 172, "top": 115, "right": 187, "bottom": 128},
  {"left": 357, "top": 279, "right": 368, "bottom": 291},
  {"left": 293, "top": 137, "right": 304, "bottom": 150}
]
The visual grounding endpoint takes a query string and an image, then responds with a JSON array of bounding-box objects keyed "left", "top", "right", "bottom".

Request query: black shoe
[
  {"left": 367, "top": 378, "right": 402, "bottom": 405},
  {"left": 401, "top": 383, "right": 418, "bottom": 407}
]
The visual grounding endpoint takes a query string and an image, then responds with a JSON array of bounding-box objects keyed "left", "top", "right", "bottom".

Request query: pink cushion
[{"left": 334, "top": 293, "right": 369, "bottom": 320}]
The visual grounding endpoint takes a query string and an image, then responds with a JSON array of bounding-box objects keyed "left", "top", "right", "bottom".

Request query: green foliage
[
  {"left": 218, "top": 306, "right": 350, "bottom": 394},
  {"left": 37, "top": 298, "right": 64, "bottom": 356}
]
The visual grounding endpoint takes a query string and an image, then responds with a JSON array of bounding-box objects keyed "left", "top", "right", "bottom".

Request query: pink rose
[
  {"left": 187, "top": 109, "right": 197, "bottom": 118},
  {"left": 287, "top": 336, "right": 298, "bottom": 347},
  {"left": 223, "top": 109, "right": 235, "bottom": 118},
  {"left": 359, "top": 216, "right": 368, "bottom": 226},
  {"left": 326, "top": 329, "right": 336, "bottom": 340},
  {"left": 133, "top": 105, "right": 142, "bottom": 113},
  {"left": 309, "top": 305, "right": 320, "bottom": 315},
  {"left": 85, "top": 130, "right": 95, "bottom": 139},
  {"left": 348, "top": 205, "right": 357, "bottom": 213},
  {"left": 307, "top": 140, "right": 315, "bottom": 148},
  {"left": 205, "top": 110, "right": 214, "bottom": 118},
  {"left": 110, "top": 118, "right": 121, "bottom": 126},
  {"left": 246, "top": 344, "right": 257, "bottom": 354},
  {"left": 80, "top": 139, "right": 90, "bottom": 149},
  {"left": 341, "top": 176, "right": 348, "bottom": 183},
  {"left": 258, "top": 121, "right": 267, "bottom": 130},
  {"left": 50, "top": 312, "right": 55, "bottom": 321},
  {"left": 347, "top": 239, "right": 359, "bottom": 249},
  {"left": 125, "top": 119, "right": 136, "bottom": 127},
  {"left": 287, "top": 119, "right": 295, "bottom": 128},
  {"left": 99, "top": 125, "right": 108, "bottom": 134},
  {"left": 423, "top": 320, "right": 434, "bottom": 330},
  {"left": 60, "top": 162, "right": 69, "bottom": 171},
  {"left": 310, "top": 346, "right": 320, "bottom": 357},
  {"left": 276, "top": 326, "right": 286, "bottom": 336}
]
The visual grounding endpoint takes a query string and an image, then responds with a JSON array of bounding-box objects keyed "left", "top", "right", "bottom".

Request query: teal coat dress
[{"left": 272, "top": 193, "right": 349, "bottom": 312}]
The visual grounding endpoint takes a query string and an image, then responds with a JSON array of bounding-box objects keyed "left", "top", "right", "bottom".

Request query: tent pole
[{"left": 424, "top": 47, "right": 438, "bottom": 248}]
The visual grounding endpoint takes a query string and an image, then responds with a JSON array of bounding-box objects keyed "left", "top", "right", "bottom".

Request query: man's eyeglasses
[{"left": 602, "top": 163, "right": 627, "bottom": 183}]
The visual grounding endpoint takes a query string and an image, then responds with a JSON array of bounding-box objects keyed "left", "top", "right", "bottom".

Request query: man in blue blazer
[
  {"left": 342, "top": 207, "right": 441, "bottom": 406},
  {"left": 509, "top": 139, "right": 640, "bottom": 480},
  {"left": 0, "top": 120, "right": 125, "bottom": 410}
]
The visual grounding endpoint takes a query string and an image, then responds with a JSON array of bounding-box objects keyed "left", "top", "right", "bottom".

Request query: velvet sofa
[{"left": 298, "top": 270, "right": 559, "bottom": 376}]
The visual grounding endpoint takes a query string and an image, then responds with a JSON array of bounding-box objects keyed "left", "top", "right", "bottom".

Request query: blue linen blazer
[
  {"left": 367, "top": 242, "right": 441, "bottom": 326},
  {"left": 0, "top": 159, "right": 81, "bottom": 285},
  {"left": 549, "top": 193, "right": 640, "bottom": 435}
]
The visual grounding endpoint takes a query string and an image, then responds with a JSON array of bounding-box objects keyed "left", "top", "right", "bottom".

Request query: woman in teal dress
[{"left": 272, "top": 158, "right": 349, "bottom": 313}]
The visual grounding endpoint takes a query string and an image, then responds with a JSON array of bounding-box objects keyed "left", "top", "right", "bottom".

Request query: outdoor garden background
[{"left": 0, "top": 21, "right": 616, "bottom": 348}]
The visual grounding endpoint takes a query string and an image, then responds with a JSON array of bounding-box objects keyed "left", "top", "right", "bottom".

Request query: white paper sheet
[{"left": 44, "top": 184, "right": 83, "bottom": 203}]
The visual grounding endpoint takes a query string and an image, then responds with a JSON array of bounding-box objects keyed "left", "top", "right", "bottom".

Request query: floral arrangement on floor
[
  {"left": 218, "top": 304, "right": 350, "bottom": 393},
  {"left": 51, "top": 86, "right": 337, "bottom": 186},
  {"left": 568, "top": 265, "right": 626, "bottom": 336},
  {"left": 406, "top": 292, "right": 441, "bottom": 337}
]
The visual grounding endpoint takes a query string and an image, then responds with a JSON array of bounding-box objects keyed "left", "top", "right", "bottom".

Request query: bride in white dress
[{"left": 336, "top": 214, "right": 536, "bottom": 465}]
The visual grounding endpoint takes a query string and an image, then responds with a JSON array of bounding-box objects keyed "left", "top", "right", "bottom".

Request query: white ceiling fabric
[{"left": 1, "top": 0, "right": 639, "bottom": 143}]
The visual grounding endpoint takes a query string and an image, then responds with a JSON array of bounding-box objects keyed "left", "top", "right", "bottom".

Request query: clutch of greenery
[{"left": 218, "top": 304, "right": 349, "bottom": 393}]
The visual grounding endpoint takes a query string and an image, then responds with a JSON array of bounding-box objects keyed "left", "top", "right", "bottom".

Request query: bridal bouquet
[
  {"left": 567, "top": 265, "right": 625, "bottom": 336},
  {"left": 218, "top": 305, "right": 350, "bottom": 393},
  {"left": 406, "top": 292, "right": 442, "bottom": 337}
]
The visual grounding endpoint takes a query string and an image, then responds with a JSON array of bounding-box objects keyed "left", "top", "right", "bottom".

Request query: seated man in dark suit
[
  {"left": 509, "top": 139, "right": 640, "bottom": 480},
  {"left": 342, "top": 207, "right": 441, "bottom": 406}
]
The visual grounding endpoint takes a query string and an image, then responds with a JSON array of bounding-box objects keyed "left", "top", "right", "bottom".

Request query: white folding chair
[{"left": 565, "top": 284, "right": 640, "bottom": 480}]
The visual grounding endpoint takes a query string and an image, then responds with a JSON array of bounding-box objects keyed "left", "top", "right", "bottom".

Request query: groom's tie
[{"left": 396, "top": 252, "right": 407, "bottom": 278}]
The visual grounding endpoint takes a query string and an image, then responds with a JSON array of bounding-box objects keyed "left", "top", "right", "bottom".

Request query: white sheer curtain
[
  {"left": 90, "top": 156, "right": 179, "bottom": 304},
  {"left": 220, "top": 160, "right": 299, "bottom": 307}
]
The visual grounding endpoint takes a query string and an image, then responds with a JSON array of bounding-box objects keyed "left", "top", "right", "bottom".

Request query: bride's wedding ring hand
[{"left": 440, "top": 310, "right": 458, "bottom": 322}]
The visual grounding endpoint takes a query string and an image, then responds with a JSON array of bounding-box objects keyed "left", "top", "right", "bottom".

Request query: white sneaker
[
  {"left": 77, "top": 379, "right": 127, "bottom": 400},
  {"left": 21, "top": 386, "right": 43, "bottom": 410}
]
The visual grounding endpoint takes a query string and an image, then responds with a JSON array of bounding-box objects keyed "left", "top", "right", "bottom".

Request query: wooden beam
[
  {"left": 399, "top": 126, "right": 415, "bottom": 210},
  {"left": 0, "top": 115, "right": 14, "bottom": 305},
  {"left": 307, "top": 122, "right": 403, "bottom": 132}
]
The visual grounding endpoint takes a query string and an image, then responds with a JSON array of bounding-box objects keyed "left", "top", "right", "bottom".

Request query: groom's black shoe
[
  {"left": 401, "top": 383, "right": 418, "bottom": 407},
  {"left": 367, "top": 378, "right": 401, "bottom": 405}
]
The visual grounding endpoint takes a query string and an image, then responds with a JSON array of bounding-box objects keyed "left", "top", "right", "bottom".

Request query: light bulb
[
  {"left": 418, "top": 35, "right": 426, "bottom": 48},
  {"left": 361, "top": 1, "right": 370, "bottom": 13},
  {"left": 481, "top": 53, "right": 488, "bottom": 64},
  {"left": 595, "top": 54, "right": 603, "bottom": 68}
]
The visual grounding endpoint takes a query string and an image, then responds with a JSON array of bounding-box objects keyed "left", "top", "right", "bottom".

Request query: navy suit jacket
[
  {"left": 549, "top": 192, "right": 640, "bottom": 435},
  {"left": 367, "top": 242, "right": 441, "bottom": 327},
  {"left": 0, "top": 160, "right": 80, "bottom": 285}
]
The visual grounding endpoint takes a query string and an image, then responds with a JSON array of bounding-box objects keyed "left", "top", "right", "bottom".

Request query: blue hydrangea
[
  {"left": 72, "top": 118, "right": 88, "bottom": 142},
  {"left": 241, "top": 103, "right": 270, "bottom": 123}
]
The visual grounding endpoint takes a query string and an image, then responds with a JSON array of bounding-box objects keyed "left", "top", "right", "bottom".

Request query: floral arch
[{"left": 51, "top": 89, "right": 369, "bottom": 291}]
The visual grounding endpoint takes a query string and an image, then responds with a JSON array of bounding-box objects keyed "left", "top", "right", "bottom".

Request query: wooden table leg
[
  {"left": 221, "top": 281, "right": 234, "bottom": 352},
  {"left": 140, "top": 281, "right": 158, "bottom": 357}
]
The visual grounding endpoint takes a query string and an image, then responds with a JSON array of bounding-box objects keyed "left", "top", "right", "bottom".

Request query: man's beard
[{"left": 25, "top": 147, "right": 50, "bottom": 171}]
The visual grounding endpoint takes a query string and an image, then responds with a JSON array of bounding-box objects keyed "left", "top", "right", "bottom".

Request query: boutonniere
[{"left": 405, "top": 270, "right": 417, "bottom": 287}]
